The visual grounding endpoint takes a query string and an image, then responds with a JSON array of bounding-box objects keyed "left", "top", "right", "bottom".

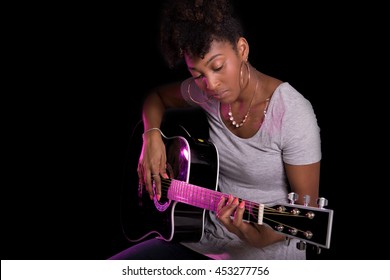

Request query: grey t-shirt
[{"left": 179, "top": 78, "right": 321, "bottom": 259}]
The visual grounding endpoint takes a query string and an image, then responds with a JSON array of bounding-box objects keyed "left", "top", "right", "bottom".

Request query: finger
[
  {"left": 151, "top": 173, "right": 161, "bottom": 201},
  {"left": 227, "top": 195, "right": 236, "bottom": 206},
  {"left": 217, "top": 195, "right": 237, "bottom": 221},
  {"left": 225, "top": 195, "right": 238, "bottom": 212},
  {"left": 217, "top": 196, "right": 227, "bottom": 212},
  {"left": 221, "top": 196, "right": 239, "bottom": 221},
  {"left": 145, "top": 171, "right": 157, "bottom": 200},
  {"left": 136, "top": 163, "right": 144, "bottom": 196},
  {"left": 232, "top": 200, "right": 245, "bottom": 227},
  {"left": 137, "top": 163, "right": 143, "bottom": 182},
  {"left": 159, "top": 156, "right": 168, "bottom": 179}
]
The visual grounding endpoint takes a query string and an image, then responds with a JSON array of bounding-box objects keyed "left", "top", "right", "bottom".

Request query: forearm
[{"left": 142, "top": 91, "right": 166, "bottom": 131}]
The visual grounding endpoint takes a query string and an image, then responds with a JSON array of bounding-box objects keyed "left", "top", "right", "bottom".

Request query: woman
[{"left": 110, "top": 0, "right": 321, "bottom": 260}]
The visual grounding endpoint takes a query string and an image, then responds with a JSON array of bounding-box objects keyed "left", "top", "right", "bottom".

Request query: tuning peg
[
  {"left": 316, "top": 197, "right": 328, "bottom": 209},
  {"left": 303, "top": 195, "right": 310, "bottom": 206},
  {"left": 296, "top": 241, "right": 306, "bottom": 250},
  {"left": 288, "top": 192, "right": 298, "bottom": 204}
]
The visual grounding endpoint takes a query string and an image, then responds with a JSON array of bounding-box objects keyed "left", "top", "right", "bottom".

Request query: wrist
[{"left": 142, "top": 127, "right": 162, "bottom": 140}]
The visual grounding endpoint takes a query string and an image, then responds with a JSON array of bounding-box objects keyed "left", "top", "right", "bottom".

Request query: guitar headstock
[{"left": 263, "top": 193, "right": 333, "bottom": 250}]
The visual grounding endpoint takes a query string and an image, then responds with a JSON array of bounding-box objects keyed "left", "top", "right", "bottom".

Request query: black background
[{"left": 3, "top": 1, "right": 387, "bottom": 260}]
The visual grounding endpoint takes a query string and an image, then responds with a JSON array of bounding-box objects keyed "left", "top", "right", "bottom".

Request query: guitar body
[{"left": 121, "top": 109, "right": 218, "bottom": 243}]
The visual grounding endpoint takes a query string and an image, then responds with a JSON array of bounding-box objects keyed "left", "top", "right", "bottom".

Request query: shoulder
[
  {"left": 180, "top": 77, "right": 213, "bottom": 107},
  {"left": 272, "top": 82, "right": 314, "bottom": 111},
  {"left": 276, "top": 83, "right": 307, "bottom": 101},
  {"left": 180, "top": 77, "right": 192, "bottom": 95},
  {"left": 154, "top": 81, "right": 182, "bottom": 95},
  {"left": 267, "top": 82, "right": 318, "bottom": 133}
]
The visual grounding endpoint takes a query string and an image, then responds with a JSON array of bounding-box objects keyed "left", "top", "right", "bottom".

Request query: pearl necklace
[{"left": 228, "top": 80, "right": 260, "bottom": 128}]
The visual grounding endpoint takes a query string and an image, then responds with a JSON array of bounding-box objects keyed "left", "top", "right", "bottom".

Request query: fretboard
[{"left": 166, "top": 178, "right": 264, "bottom": 225}]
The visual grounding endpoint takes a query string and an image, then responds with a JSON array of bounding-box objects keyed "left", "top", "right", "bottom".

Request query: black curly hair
[{"left": 159, "top": 0, "right": 244, "bottom": 69}]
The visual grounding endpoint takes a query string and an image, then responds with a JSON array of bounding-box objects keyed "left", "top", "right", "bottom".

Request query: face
[{"left": 184, "top": 39, "right": 247, "bottom": 104}]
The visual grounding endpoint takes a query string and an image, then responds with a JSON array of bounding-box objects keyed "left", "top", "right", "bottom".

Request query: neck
[{"left": 227, "top": 77, "right": 259, "bottom": 128}]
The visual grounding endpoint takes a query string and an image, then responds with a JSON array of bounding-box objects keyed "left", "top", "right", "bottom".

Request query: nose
[{"left": 202, "top": 75, "right": 219, "bottom": 91}]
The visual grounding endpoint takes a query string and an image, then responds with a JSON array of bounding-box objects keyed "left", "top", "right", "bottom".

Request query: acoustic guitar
[{"left": 120, "top": 112, "right": 333, "bottom": 250}]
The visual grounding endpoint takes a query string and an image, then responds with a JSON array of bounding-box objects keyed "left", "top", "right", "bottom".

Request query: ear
[{"left": 237, "top": 37, "right": 249, "bottom": 61}]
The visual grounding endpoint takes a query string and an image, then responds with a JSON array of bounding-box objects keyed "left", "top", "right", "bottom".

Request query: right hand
[{"left": 137, "top": 130, "right": 168, "bottom": 200}]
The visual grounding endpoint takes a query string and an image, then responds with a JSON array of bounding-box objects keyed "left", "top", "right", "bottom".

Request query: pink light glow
[{"left": 181, "top": 147, "right": 189, "bottom": 161}]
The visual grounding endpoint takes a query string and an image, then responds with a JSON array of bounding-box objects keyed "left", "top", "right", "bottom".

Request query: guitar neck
[
  {"left": 165, "top": 177, "right": 334, "bottom": 249},
  {"left": 167, "top": 178, "right": 263, "bottom": 224}
]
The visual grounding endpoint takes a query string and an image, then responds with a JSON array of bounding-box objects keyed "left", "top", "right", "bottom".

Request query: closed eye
[{"left": 194, "top": 74, "right": 204, "bottom": 80}]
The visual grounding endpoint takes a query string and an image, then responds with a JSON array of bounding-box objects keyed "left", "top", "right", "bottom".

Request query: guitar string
[
  {"left": 155, "top": 180, "right": 315, "bottom": 236},
  {"left": 158, "top": 180, "right": 307, "bottom": 218},
  {"left": 159, "top": 180, "right": 295, "bottom": 216},
  {"left": 156, "top": 181, "right": 313, "bottom": 237},
  {"left": 261, "top": 217, "right": 310, "bottom": 235}
]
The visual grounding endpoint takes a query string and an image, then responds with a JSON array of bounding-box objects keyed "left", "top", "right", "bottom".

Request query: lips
[{"left": 211, "top": 90, "right": 228, "bottom": 99}]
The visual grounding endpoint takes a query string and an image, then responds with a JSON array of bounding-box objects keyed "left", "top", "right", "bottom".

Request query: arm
[
  {"left": 137, "top": 82, "right": 191, "bottom": 200},
  {"left": 284, "top": 161, "right": 320, "bottom": 207}
]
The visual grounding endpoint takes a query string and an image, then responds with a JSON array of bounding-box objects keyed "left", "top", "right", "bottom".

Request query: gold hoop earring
[
  {"left": 239, "top": 61, "right": 251, "bottom": 90},
  {"left": 187, "top": 78, "right": 212, "bottom": 104}
]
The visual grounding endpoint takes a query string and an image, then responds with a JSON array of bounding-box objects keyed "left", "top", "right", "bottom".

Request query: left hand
[
  {"left": 216, "top": 194, "right": 250, "bottom": 240},
  {"left": 216, "top": 194, "right": 286, "bottom": 248}
]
